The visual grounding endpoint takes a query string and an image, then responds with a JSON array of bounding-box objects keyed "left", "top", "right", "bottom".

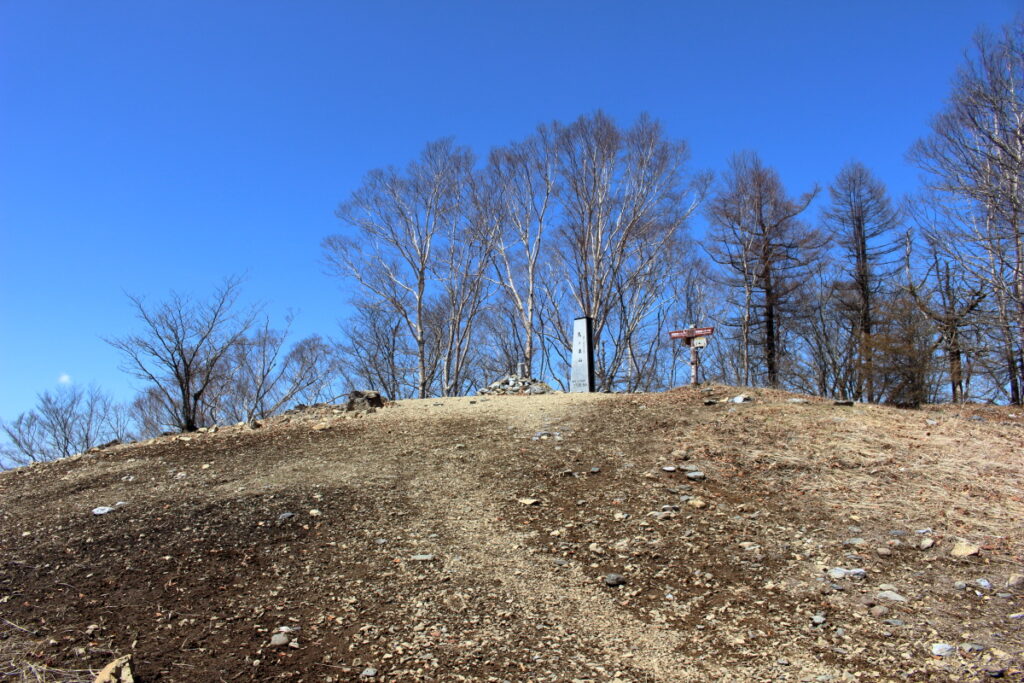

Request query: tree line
[{"left": 3, "top": 20, "right": 1022, "bottom": 467}]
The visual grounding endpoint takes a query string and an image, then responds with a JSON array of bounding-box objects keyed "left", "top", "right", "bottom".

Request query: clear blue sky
[{"left": 0, "top": 0, "right": 1019, "bottom": 419}]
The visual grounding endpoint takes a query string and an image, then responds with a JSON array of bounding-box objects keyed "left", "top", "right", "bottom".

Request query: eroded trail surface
[{"left": 2, "top": 388, "right": 1023, "bottom": 681}]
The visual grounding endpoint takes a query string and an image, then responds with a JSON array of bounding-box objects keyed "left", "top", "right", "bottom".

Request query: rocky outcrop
[{"left": 478, "top": 374, "right": 555, "bottom": 396}]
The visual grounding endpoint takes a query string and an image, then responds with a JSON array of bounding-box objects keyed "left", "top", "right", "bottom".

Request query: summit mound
[{"left": 1, "top": 387, "right": 1022, "bottom": 681}]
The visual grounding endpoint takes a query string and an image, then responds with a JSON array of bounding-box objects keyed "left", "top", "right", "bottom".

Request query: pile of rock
[{"left": 478, "top": 374, "right": 555, "bottom": 396}]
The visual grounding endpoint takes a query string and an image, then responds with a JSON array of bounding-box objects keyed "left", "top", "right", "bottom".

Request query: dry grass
[
  {"left": 668, "top": 385, "right": 1024, "bottom": 561},
  {"left": 0, "top": 622, "right": 94, "bottom": 682}
]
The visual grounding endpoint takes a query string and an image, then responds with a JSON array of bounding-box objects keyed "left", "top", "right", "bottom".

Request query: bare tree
[
  {"left": 1, "top": 385, "right": 127, "bottom": 467},
  {"left": 905, "top": 233, "right": 986, "bottom": 402},
  {"left": 336, "top": 300, "right": 414, "bottom": 400},
  {"left": 483, "top": 129, "right": 557, "bottom": 376},
  {"left": 327, "top": 140, "right": 475, "bottom": 398},
  {"left": 550, "top": 111, "right": 709, "bottom": 390},
  {"left": 106, "top": 277, "right": 257, "bottom": 432},
  {"left": 909, "top": 19, "right": 1024, "bottom": 403},
  {"left": 706, "top": 152, "right": 821, "bottom": 388},
  {"left": 210, "top": 320, "right": 343, "bottom": 422},
  {"left": 821, "top": 162, "right": 901, "bottom": 401}
]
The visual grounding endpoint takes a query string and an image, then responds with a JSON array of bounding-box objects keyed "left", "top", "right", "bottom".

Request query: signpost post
[
  {"left": 668, "top": 326, "right": 715, "bottom": 386},
  {"left": 570, "top": 317, "right": 595, "bottom": 392}
]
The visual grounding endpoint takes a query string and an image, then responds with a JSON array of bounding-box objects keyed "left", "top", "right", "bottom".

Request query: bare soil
[{"left": 1, "top": 386, "right": 1022, "bottom": 681}]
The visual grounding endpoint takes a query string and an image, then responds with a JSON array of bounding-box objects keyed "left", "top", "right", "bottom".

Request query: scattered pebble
[
  {"left": 876, "top": 590, "right": 907, "bottom": 603},
  {"left": 951, "top": 539, "right": 981, "bottom": 558},
  {"left": 827, "top": 567, "right": 866, "bottom": 581},
  {"left": 930, "top": 642, "right": 955, "bottom": 657},
  {"left": 604, "top": 573, "right": 626, "bottom": 587}
]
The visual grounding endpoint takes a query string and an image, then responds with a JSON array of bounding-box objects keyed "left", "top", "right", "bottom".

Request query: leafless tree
[
  {"left": 821, "top": 162, "right": 901, "bottom": 401},
  {"left": 909, "top": 19, "right": 1024, "bottom": 403},
  {"left": 327, "top": 139, "right": 476, "bottom": 398},
  {"left": 106, "top": 277, "right": 258, "bottom": 432},
  {"left": 210, "top": 320, "right": 343, "bottom": 422},
  {"left": 905, "top": 232, "right": 986, "bottom": 402},
  {"left": 1, "top": 385, "right": 127, "bottom": 467},
  {"left": 789, "top": 262, "right": 860, "bottom": 398},
  {"left": 482, "top": 129, "right": 557, "bottom": 376},
  {"left": 336, "top": 300, "right": 415, "bottom": 400},
  {"left": 549, "top": 112, "right": 709, "bottom": 390},
  {"left": 706, "top": 152, "right": 821, "bottom": 388}
]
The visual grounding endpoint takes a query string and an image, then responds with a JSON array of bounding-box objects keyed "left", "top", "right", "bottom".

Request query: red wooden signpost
[
  {"left": 669, "top": 326, "right": 715, "bottom": 385},
  {"left": 668, "top": 327, "right": 714, "bottom": 340}
]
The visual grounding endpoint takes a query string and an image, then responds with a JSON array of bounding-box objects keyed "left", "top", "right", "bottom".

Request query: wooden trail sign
[
  {"left": 669, "top": 326, "right": 715, "bottom": 385},
  {"left": 669, "top": 327, "right": 714, "bottom": 339}
]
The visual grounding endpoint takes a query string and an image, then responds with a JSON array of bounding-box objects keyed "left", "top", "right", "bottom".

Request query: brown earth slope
[{"left": 1, "top": 386, "right": 1022, "bottom": 682}]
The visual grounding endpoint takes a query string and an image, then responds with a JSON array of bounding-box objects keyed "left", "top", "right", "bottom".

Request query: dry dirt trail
[
  {"left": 2, "top": 387, "right": 1023, "bottom": 682},
  {"left": 388, "top": 395, "right": 694, "bottom": 681}
]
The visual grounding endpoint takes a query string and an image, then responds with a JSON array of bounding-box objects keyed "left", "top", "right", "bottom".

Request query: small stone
[
  {"left": 960, "top": 642, "right": 985, "bottom": 653},
  {"left": 410, "top": 554, "right": 434, "bottom": 562},
  {"left": 374, "top": 538, "right": 387, "bottom": 545},
  {"left": 827, "top": 567, "right": 866, "bottom": 581},
  {"left": 731, "top": 394, "right": 752, "bottom": 403},
  {"left": 787, "top": 398, "right": 808, "bottom": 404},
  {"left": 811, "top": 614, "right": 827, "bottom": 626},
  {"left": 91, "top": 506, "right": 115, "bottom": 516},
  {"left": 951, "top": 539, "right": 981, "bottom": 558},
  {"left": 277, "top": 512, "right": 295, "bottom": 521},
  {"left": 954, "top": 581, "right": 968, "bottom": 590},
  {"left": 876, "top": 547, "right": 892, "bottom": 557},
  {"left": 882, "top": 619, "right": 904, "bottom": 626},
  {"left": 174, "top": 472, "right": 187, "bottom": 479},
  {"left": 661, "top": 466, "right": 677, "bottom": 472},
  {"left": 876, "top": 590, "right": 907, "bottom": 602},
  {"left": 1006, "top": 574, "right": 1024, "bottom": 589},
  {"left": 919, "top": 537, "right": 935, "bottom": 550},
  {"left": 686, "top": 497, "right": 707, "bottom": 509},
  {"left": 604, "top": 573, "right": 626, "bottom": 586},
  {"left": 930, "top": 643, "right": 955, "bottom": 657},
  {"left": 977, "top": 578, "right": 992, "bottom": 590},
  {"left": 869, "top": 605, "right": 890, "bottom": 618},
  {"left": 844, "top": 537, "right": 867, "bottom": 547},
  {"left": 588, "top": 543, "right": 605, "bottom": 555},
  {"left": 270, "top": 633, "right": 290, "bottom": 647},
  {"left": 590, "top": 467, "right": 600, "bottom": 474},
  {"left": 685, "top": 471, "right": 706, "bottom": 481},
  {"left": 518, "top": 498, "right": 541, "bottom": 506},
  {"left": 360, "top": 667, "right": 377, "bottom": 678}
]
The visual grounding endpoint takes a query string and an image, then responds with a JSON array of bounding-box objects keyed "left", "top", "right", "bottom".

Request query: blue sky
[{"left": 0, "top": 0, "right": 1019, "bottom": 419}]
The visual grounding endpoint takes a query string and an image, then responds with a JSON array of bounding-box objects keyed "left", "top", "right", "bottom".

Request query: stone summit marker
[{"left": 570, "top": 316, "right": 594, "bottom": 392}]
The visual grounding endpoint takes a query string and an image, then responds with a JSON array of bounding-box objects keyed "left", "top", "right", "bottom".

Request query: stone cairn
[{"left": 478, "top": 364, "right": 555, "bottom": 396}]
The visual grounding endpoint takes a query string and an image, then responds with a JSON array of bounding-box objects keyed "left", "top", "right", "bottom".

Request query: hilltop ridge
[{"left": 1, "top": 387, "right": 1022, "bottom": 681}]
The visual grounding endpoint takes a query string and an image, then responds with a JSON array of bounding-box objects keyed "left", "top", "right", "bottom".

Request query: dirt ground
[{"left": 1, "top": 386, "right": 1022, "bottom": 681}]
